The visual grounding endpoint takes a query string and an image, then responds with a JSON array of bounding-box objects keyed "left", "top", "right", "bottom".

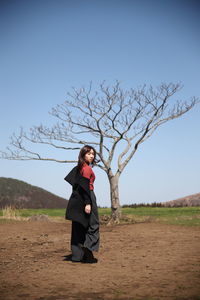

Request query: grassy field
[
  {"left": 0, "top": 206, "right": 200, "bottom": 226},
  {"left": 100, "top": 206, "right": 200, "bottom": 226}
]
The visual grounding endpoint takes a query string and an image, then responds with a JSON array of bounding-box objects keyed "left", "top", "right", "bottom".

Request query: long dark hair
[{"left": 77, "top": 145, "right": 97, "bottom": 170}]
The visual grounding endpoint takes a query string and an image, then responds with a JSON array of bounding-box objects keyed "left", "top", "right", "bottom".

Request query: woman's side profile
[{"left": 64, "top": 145, "right": 100, "bottom": 263}]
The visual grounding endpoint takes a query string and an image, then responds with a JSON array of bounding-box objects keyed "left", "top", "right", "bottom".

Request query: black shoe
[
  {"left": 82, "top": 257, "right": 98, "bottom": 264},
  {"left": 82, "top": 247, "right": 94, "bottom": 260},
  {"left": 63, "top": 254, "right": 72, "bottom": 261}
]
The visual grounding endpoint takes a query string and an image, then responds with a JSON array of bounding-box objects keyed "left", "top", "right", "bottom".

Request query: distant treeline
[
  {"left": 122, "top": 202, "right": 164, "bottom": 208},
  {"left": 98, "top": 202, "right": 164, "bottom": 208},
  {"left": 99, "top": 202, "right": 165, "bottom": 208},
  {"left": 122, "top": 202, "right": 200, "bottom": 208}
]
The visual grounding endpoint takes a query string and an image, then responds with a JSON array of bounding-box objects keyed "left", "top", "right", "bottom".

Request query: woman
[{"left": 64, "top": 145, "right": 100, "bottom": 263}]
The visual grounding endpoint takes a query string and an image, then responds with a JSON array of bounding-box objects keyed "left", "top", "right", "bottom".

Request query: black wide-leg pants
[{"left": 71, "top": 191, "right": 100, "bottom": 261}]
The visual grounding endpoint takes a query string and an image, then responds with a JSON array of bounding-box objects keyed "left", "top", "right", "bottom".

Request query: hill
[
  {"left": 0, "top": 177, "right": 68, "bottom": 209},
  {"left": 163, "top": 192, "right": 200, "bottom": 207}
]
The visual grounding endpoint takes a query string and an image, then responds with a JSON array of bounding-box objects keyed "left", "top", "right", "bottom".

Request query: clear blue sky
[{"left": 0, "top": 0, "right": 200, "bottom": 206}]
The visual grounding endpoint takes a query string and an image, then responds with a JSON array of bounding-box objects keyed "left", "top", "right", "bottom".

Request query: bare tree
[{"left": 1, "top": 81, "right": 199, "bottom": 222}]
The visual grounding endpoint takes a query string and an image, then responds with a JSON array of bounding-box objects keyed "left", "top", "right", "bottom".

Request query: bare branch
[
  {"left": 0, "top": 147, "right": 77, "bottom": 163},
  {"left": 119, "top": 95, "right": 199, "bottom": 172},
  {"left": 117, "top": 136, "right": 132, "bottom": 173},
  {"left": 1, "top": 81, "right": 199, "bottom": 177}
]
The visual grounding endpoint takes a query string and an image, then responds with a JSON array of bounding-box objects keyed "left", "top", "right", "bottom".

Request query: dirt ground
[{"left": 0, "top": 219, "right": 200, "bottom": 300}]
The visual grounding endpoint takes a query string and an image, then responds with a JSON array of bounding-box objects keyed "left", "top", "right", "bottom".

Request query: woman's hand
[{"left": 85, "top": 204, "right": 91, "bottom": 214}]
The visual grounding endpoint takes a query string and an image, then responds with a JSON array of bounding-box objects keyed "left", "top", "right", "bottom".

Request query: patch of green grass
[
  {"left": 121, "top": 207, "right": 200, "bottom": 226},
  {"left": 121, "top": 206, "right": 200, "bottom": 217},
  {"left": 0, "top": 207, "right": 199, "bottom": 226},
  {"left": 98, "top": 207, "right": 111, "bottom": 215},
  {"left": 19, "top": 208, "right": 65, "bottom": 217}
]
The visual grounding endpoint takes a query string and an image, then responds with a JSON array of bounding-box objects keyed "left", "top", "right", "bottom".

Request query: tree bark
[{"left": 108, "top": 174, "right": 121, "bottom": 223}]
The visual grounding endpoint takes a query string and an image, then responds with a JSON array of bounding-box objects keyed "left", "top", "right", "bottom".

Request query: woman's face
[{"left": 84, "top": 149, "right": 95, "bottom": 164}]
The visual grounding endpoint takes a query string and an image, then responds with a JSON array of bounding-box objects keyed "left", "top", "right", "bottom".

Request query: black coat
[{"left": 64, "top": 166, "right": 92, "bottom": 228}]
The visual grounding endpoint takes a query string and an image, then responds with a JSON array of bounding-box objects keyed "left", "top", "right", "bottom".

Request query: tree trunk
[{"left": 108, "top": 174, "right": 121, "bottom": 223}]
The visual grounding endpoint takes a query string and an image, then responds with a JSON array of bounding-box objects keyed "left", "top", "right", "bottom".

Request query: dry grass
[
  {"left": 0, "top": 206, "right": 62, "bottom": 223},
  {"left": 2, "top": 206, "right": 24, "bottom": 221}
]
